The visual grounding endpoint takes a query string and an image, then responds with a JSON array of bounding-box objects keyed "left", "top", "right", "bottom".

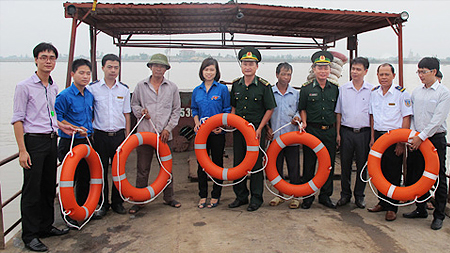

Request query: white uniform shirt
[
  {"left": 87, "top": 79, "right": 131, "bottom": 132},
  {"left": 369, "top": 84, "right": 412, "bottom": 131},
  {"left": 411, "top": 80, "right": 450, "bottom": 140},
  {"left": 335, "top": 80, "right": 373, "bottom": 129}
]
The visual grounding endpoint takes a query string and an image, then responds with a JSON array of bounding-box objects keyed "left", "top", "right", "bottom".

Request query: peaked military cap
[
  {"left": 238, "top": 46, "right": 261, "bottom": 62},
  {"left": 311, "top": 51, "right": 333, "bottom": 65}
]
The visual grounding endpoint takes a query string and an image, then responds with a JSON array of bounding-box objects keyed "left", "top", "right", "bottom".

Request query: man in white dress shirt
[
  {"left": 403, "top": 57, "right": 450, "bottom": 230},
  {"left": 88, "top": 54, "right": 131, "bottom": 217},
  {"left": 335, "top": 57, "right": 373, "bottom": 209},
  {"left": 367, "top": 63, "right": 412, "bottom": 222}
]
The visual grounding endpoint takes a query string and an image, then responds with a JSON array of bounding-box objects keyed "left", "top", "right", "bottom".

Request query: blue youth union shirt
[
  {"left": 55, "top": 83, "right": 94, "bottom": 139},
  {"left": 191, "top": 80, "right": 231, "bottom": 120}
]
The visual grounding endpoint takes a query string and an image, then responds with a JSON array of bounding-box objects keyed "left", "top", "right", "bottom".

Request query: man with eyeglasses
[
  {"left": 88, "top": 54, "right": 131, "bottom": 218},
  {"left": 403, "top": 57, "right": 450, "bottom": 230},
  {"left": 12, "top": 42, "right": 70, "bottom": 252}
]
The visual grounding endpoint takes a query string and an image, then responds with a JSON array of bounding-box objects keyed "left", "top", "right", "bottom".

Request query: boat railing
[{"left": 1, "top": 143, "right": 450, "bottom": 249}]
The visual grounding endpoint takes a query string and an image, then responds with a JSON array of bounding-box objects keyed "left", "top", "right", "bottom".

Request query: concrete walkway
[{"left": 6, "top": 148, "right": 450, "bottom": 252}]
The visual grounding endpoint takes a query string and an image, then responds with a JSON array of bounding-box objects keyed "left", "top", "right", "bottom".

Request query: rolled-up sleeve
[{"left": 11, "top": 84, "right": 27, "bottom": 124}]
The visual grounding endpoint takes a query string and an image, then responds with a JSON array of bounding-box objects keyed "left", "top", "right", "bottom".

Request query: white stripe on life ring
[
  {"left": 90, "top": 178, "right": 102, "bottom": 185},
  {"left": 270, "top": 175, "right": 282, "bottom": 186},
  {"left": 423, "top": 171, "right": 438, "bottom": 181},
  {"left": 387, "top": 185, "right": 396, "bottom": 198},
  {"left": 276, "top": 137, "right": 286, "bottom": 149},
  {"left": 222, "top": 168, "right": 228, "bottom": 181},
  {"left": 308, "top": 180, "right": 318, "bottom": 192},
  {"left": 313, "top": 143, "right": 324, "bottom": 153},
  {"left": 369, "top": 150, "right": 383, "bottom": 158}
]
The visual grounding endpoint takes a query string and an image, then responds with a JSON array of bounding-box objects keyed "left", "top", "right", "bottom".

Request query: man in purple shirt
[{"left": 12, "top": 43, "right": 70, "bottom": 252}]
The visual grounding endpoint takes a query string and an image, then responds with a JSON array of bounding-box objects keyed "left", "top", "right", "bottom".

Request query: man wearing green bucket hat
[{"left": 130, "top": 53, "right": 181, "bottom": 214}]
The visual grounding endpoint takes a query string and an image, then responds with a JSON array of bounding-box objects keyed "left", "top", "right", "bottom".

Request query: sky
[{"left": 0, "top": 0, "right": 449, "bottom": 59}]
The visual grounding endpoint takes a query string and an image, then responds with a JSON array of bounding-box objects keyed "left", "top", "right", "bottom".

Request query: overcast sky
[{"left": 0, "top": 0, "right": 449, "bottom": 59}]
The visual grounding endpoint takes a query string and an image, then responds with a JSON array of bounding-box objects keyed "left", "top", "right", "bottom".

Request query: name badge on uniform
[
  {"left": 211, "top": 96, "right": 220, "bottom": 100},
  {"left": 309, "top": 93, "right": 318, "bottom": 97},
  {"left": 404, "top": 99, "right": 411, "bottom": 107},
  {"left": 388, "top": 103, "right": 396, "bottom": 106},
  {"left": 117, "top": 96, "right": 124, "bottom": 99}
]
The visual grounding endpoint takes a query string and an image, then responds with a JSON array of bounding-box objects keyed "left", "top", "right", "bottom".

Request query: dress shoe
[
  {"left": 355, "top": 198, "right": 366, "bottom": 209},
  {"left": 319, "top": 198, "right": 336, "bottom": 209},
  {"left": 301, "top": 200, "right": 313, "bottom": 209},
  {"left": 367, "top": 204, "right": 384, "bottom": 212},
  {"left": 92, "top": 206, "right": 108, "bottom": 219},
  {"left": 228, "top": 199, "right": 248, "bottom": 208},
  {"left": 65, "top": 216, "right": 79, "bottom": 229},
  {"left": 40, "top": 226, "right": 69, "bottom": 238},
  {"left": 247, "top": 203, "right": 260, "bottom": 212},
  {"left": 25, "top": 238, "right": 48, "bottom": 252},
  {"left": 385, "top": 211, "right": 397, "bottom": 221},
  {"left": 336, "top": 197, "right": 350, "bottom": 207},
  {"left": 111, "top": 203, "right": 127, "bottom": 214},
  {"left": 403, "top": 209, "right": 428, "bottom": 219},
  {"left": 431, "top": 218, "right": 443, "bottom": 230}
]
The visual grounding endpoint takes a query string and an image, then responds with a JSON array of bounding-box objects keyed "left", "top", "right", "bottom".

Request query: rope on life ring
[
  {"left": 59, "top": 143, "right": 103, "bottom": 225},
  {"left": 265, "top": 131, "right": 331, "bottom": 197},
  {"left": 112, "top": 131, "right": 172, "bottom": 203},
  {"left": 367, "top": 129, "right": 439, "bottom": 202},
  {"left": 195, "top": 113, "right": 259, "bottom": 182}
]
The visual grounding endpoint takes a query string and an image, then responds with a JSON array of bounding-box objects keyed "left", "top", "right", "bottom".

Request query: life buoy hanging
[
  {"left": 195, "top": 113, "right": 259, "bottom": 181},
  {"left": 367, "top": 129, "right": 439, "bottom": 201},
  {"left": 112, "top": 132, "right": 172, "bottom": 202},
  {"left": 266, "top": 131, "right": 331, "bottom": 197},
  {"left": 59, "top": 144, "right": 103, "bottom": 222}
]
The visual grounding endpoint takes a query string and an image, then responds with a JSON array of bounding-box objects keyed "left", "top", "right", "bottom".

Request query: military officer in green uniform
[
  {"left": 299, "top": 51, "right": 339, "bottom": 209},
  {"left": 228, "top": 46, "right": 277, "bottom": 211}
]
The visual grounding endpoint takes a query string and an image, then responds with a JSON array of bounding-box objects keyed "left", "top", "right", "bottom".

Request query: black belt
[
  {"left": 308, "top": 122, "right": 335, "bottom": 130},
  {"left": 25, "top": 132, "right": 57, "bottom": 139},
  {"left": 342, "top": 126, "right": 370, "bottom": 133},
  {"left": 374, "top": 130, "right": 388, "bottom": 135},
  {"left": 94, "top": 129, "right": 124, "bottom": 137}
]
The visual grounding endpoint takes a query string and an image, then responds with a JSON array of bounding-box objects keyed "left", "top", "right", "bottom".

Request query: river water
[{"left": 0, "top": 60, "right": 449, "bottom": 241}]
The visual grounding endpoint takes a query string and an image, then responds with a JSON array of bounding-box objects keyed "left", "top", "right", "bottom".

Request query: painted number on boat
[{"left": 180, "top": 107, "right": 191, "bottom": 118}]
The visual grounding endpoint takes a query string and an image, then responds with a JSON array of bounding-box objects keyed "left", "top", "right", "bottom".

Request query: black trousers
[
  {"left": 197, "top": 134, "right": 225, "bottom": 199},
  {"left": 339, "top": 127, "right": 370, "bottom": 199},
  {"left": 374, "top": 131, "right": 402, "bottom": 212},
  {"left": 21, "top": 135, "right": 57, "bottom": 243},
  {"left": 93, "top": 129, "right": 125, "bottom": 208},
  {"left": 58, "top": 137, "right": 91, "bottom": 206},
  {"left": 276, "top": 145, "right": 301, "bottom": 185},
  {"left": 406, "top": 133, "right": 448, "bottom": 220},
  {"left": 232, "top": 127, "right": 266, "bottom": 206},
  {"left": 303, "top": 126, "right": 336, "bottom": 202}
]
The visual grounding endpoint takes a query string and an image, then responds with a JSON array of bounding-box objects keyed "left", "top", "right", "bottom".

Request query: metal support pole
[
  {"left": 397, "top": 23, "right": 404, "bottom": 87},
  {"left": 90, "top": 25, "right": 98, "bottom": 81},
  {"left": 66, "top": 17, "right": 78, "bottom": 88},
  {"left": 0, "top": 182, "right": 5, "bottom": 249},
  {"left": 118, "top": 45, "right": 122, "bottom": 82}
]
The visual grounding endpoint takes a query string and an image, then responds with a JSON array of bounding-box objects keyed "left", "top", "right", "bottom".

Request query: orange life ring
[
  {"left": 194, "top": 113, "right": 259, "bottom": 181},
  {"left": 111, "top": 132, "right": 172, "bottom": 202},
  {"left": 367, "top": 129, "right": 439, "bottom": 201},
  {"left": 266, "top": 131, "right": 331, "bottom": 197},
  {"left": 59, "top": 144, "right": 103, "bottom": 221}
]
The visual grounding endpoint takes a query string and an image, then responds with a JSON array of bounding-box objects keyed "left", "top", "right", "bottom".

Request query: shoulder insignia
[
  {"left": 372, "top": 85, "right": 380, "bottom": 91},
  {"left": 89, "top": 80, "right": 100, "bottom": 85},
  {"left": 258, "top": 77, "right": 270, "bottom": 86},
  {"left": 232, "top": 77, "right": 242, "bottom": 83},
  {"left": 328, "top": 79, "right": 339, "bottom": 87},
  {"left": 395, "top": 86, "right": 405, "bottom": 92},
  {"left": 119, "top": 81, "right": 129, "bottom": 88},
  {"left": 302, "top": 80, "right": 313, "bottom": 87}
]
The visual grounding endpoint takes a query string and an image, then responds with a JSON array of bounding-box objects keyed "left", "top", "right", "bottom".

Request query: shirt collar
[
  {"left": 146, "top": 75, "right": 169, "bottom": 86},
  {"left": 274, "top": 83, "right": 294, "bottom": 95},
  {"left": 32, "top": 72, "right": 54, "bottom": 85},
  {"left": 313, "top": 79, "right": 330, "bottom": 88},
  {"left": 100, "top": 78, "right": 118, "bottom": 88},
  {"left": 69, "top": 83, "right": 84, "bottom": 95},
  {"left": 240, "top": 76, "right": 258, "bottom": 86},
  {"left": 200, "top": 80, "right": 219, "bottom": 90},
  {"left": 349, "top": 80, "right": 370, "bottom": 91},
  {"left": 423, "top": 80, "right": 440, "bottom": 90}
]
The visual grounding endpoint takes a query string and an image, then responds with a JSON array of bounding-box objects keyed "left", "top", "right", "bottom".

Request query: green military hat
[
  {"left": 311, "top": 51, "right": 333, "bottom": 65},
  {"left": 238, "top": 46, "right": 261, "bottom": 62},
  {"left": 147, "top": 53, "right": 171, "bottom": 70}
]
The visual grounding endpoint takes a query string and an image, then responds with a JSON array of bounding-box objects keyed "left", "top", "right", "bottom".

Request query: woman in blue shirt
[{"left": 191, "top": 57, "right": 231, "bottom": 208}]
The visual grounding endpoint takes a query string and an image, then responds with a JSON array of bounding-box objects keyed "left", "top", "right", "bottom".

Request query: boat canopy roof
[{"left": 63, "top": 2, "right": 406, "bottom": 50}]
